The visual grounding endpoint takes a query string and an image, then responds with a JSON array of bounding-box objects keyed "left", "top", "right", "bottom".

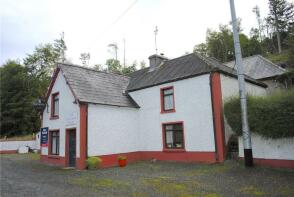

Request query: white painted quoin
[{"left": 41, "top": 53, "right": 294, "bottom": 169}]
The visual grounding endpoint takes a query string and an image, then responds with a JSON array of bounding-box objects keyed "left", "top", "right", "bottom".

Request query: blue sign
[{"left": 41, "top": 127, "right": 49, "bottom": 146}]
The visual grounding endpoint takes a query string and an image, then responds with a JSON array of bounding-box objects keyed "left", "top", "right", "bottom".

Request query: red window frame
[
  {"left": 160, "top": 86, "right": 175, "bottom": 113},
  {"left": 50, "top": 92, "right": 59, "bottom": 119},
  {"left": 48, "top": 130, "right": 60, "bottom": 156},
  {"left": 162, "top": 121, "right": 185, "bottom": 152}
]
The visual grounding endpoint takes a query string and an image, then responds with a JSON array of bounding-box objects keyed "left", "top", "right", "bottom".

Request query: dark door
[{"left": 69, "top": 130, "right": 76, "bottom": 167}]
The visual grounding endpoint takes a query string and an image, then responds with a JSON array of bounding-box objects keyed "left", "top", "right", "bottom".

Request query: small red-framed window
[
  {"left": 51, "top": 92, "right": 59, "bottom": 119},
  {"left": 160, "top": 86, "right": 175, "bottom": 113},
  {"left": 48, "top": 130, "right": 60, "bottom": 155},
  {"left": 162, "top": 122, "right": 185, "bottom": 151}
]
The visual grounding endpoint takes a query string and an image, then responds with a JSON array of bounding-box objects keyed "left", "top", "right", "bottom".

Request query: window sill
[
  {"left": 50, "top": 116, "right": 59, "bottom": 120},
  {"left": 163, "top": 148, "right": 186, "bottom": 152},
  {"left": 48, "top": 155, "right": 61, "bottom": 159},
  {"left": 160, "top": 109, "right": 176, "bottom": 114}
]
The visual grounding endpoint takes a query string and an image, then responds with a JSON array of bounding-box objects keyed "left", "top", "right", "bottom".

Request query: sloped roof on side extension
[
  {"left": 224, "top": 55, "right": 285, "bottom": 80},
  {"left": 127, "top": 53, "right": 266, "bottom": 92},
  {"left": 57, "top": 63, "right": 139, "bottom": 108}
]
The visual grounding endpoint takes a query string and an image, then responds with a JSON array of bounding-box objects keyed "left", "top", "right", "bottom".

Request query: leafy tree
[
  {"left": 93, "top": 64, "right": 103, "bottom": 71},
  {"left": 0, "top": 61, "right": 40, "bottom": 137},
  {"left": 193, "top": 43, "right": 208, "bottom": 56},
  {"left": 23, "top": 37, "right": 67, "bottom": 96},
  {"left": 122, "top": 61, "right": 137, "bottom": 75},
  {"left": 267, "top": 0, "right": 294, "bottom": 53},
  {"left": 106, "top": 58, "right": 122, "bottom": 73},
  {"left": 139, "top": 60, "right": 146, "bottom": 69}
]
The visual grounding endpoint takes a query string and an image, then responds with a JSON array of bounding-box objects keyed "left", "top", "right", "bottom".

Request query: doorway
[{"left": 67, "top": 129, "right": 76, "bottom": 167}]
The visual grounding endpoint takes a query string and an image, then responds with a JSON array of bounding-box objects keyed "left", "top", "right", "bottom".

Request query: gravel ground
[{"left": 0, "top": 154, "right": 294, "bottom": 197}]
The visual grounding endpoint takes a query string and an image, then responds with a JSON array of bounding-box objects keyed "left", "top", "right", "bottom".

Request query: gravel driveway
[{"left": 1, "top": 154, "right": 294, "bottom": 197}]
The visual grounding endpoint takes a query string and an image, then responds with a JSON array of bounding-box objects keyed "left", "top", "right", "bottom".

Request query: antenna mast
[{"left": 154, "top": 26, "right": 158, "bottom": 55}]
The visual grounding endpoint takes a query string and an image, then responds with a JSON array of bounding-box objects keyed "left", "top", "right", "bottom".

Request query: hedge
[{"left": 224, "top": 90, "right": 294, "bottom": 139}]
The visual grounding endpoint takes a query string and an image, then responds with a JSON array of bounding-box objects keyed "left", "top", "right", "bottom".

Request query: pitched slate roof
[
  {"left": 224, "top": 55, "right": 285, "bottom": 80},
  {"left": 58, "top": 63, "right": 139, "bottom": 108},
  {"left": 127, "top": 53, "right": 266, "bottom": 92}
]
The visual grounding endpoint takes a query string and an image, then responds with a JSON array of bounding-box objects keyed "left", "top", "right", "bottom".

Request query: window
[
  {"left": 163, "top": 122, "right": 184, "bottom": 150},
  {"left": 51, "top": 92, "right": 59, "bottom": 118},
  {"left": 161, "top": 86, "right": 175, "bottom": 113},
  {"left": 50, "top": 131, "right": 60, "bottom": 155}
]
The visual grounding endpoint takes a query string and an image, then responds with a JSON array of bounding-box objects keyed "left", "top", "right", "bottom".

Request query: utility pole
[
  {"left": 154, "top": 26, "right": 158, "bottom": 55},
  {"left": 229, "top": 0, "right": 253, "bottom": 167},
  {"left": 61, "top": 32, "right": 65, "bottom": 62}
]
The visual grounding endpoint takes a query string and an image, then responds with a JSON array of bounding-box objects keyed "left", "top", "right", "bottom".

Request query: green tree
[
  {"left": 122, "top": 61, "right": 137, "bottom": 75},
  {"left": 193, "top": 43, "right": 208, "bottom": 56},
  {"left": 106, "top": 58, "right": 122, "bottom": 73},
  {"left": 0, "top": 61, "right": 40, "bottom": 137},
  {"left": 80, "top": 53, "right": 90, "bottom": 66},
  {"left": 23, "top": 38, "right": 67, "bottom": 96},
  {"left": 267, "top": 0, "right": 294, "bottom": 53}
]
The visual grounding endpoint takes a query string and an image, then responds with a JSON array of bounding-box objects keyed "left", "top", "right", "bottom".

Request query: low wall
[
  {"left": 239, "top": 134, "right": 294, "bottom": 168},
  {"left": 0, "top": 138, "right": 40, "bottom": 154}
]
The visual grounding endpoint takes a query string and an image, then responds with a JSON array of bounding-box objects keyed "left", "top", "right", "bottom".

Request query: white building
[{"left": 41, "top": 53, "right": 268, "bottom": 169}]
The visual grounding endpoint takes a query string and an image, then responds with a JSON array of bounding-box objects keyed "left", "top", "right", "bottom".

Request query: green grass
[{"left": 239, "top": 186, "right": 265, "bottom": 196}]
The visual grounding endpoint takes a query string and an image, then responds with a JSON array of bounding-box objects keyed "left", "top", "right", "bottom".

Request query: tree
[
  {"left": 23, "top": 37, "right": 67, "bottom": 96},
  {"left": 252, "top": 5, "right": 263, "bottom": 41},
  {"left": 122, "top": 61, "right": 137, "bottom": 75},
  {"left": 193, "top": 43, "right": 208, "bottom": 56},
  {"left": 93, "top": 64, "right": 103, "bottom": 71},
  {"left": 139, "top": 60, "right": 146, "bottom": 69},
  {"left": 267, "top": 0, "right": 294, "bottom": 53},
  {"left": 106, "top": 58, "right": 122, "bottom": 73},
  {"left": 80, "top": 53, "right": 90, "bottom": 66},
  {"left": 0, "top": 61, "right": 40, "bottom": 137}
]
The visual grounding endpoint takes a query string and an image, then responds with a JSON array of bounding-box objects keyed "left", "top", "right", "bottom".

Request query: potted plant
[{"left": 117, "top": 155, "right": 127, "bottom": 167}]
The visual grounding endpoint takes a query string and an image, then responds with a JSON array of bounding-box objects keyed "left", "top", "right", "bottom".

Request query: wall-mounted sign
[{"left": 41, "top": 127, "right": 49, "bottom": 147}]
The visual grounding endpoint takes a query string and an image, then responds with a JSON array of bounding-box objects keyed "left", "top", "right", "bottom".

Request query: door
[{"left": 69, "top": 130, "right": 76, "bottom": 167}]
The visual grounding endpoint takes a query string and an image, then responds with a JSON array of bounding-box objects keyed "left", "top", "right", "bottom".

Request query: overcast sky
[{"left": 0, "top": 0, "right": 282, "bottom": 67}]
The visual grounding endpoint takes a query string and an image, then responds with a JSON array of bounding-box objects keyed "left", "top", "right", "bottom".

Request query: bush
[
  {"left": 85, "top": 157, "right": 102, "bottom": 170},
  {"left": 224, "top": 90, "right": 294, "bottom": 139}
]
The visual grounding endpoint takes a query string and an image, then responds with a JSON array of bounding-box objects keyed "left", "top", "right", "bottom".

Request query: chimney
[{"left": 148, "top": 54, "right": 168, "bottom": 71}]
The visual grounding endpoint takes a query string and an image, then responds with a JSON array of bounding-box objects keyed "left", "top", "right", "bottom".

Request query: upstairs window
[
  {"left": 161, "top": 86, "right": 175, "bottom": 113},
  {"left": 51, "top": 92, "right": 59, "bottom": 118},
  {"left": 163, "top": 122, "right": 184, "bottom": 150}
]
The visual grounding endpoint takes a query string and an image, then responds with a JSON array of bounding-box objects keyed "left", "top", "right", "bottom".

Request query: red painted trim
[
  {"left": 162, "top": 121, "right": 185, "bottom": 152},
  {"left": 40, "top": 155, "right": 66, "bottom": 166},
  {"left": 48, "top": 129, "right": 60, "bottom": 156},
  {"left": 76, "top": 104, "right": 87, "bottom": 170},
  {"left": 65, "top": 128, "right": 76, "bottom": 167},
  {"left": 97, "top": 151, "right": 216, "bottom": 168},
  {"left": 160, "top": 86, "right": 176, "bottom": 114},
  {"left": 239, "top": 157, "right": 294, "bottom": 169},
  {"left": 50, "top": 92, "right": 59, "bottom": 119},
  {"left": 0, "top": 150, "right": 18, "bottom": 154},
  {"left": 210, "top": 72, "right": 226, "bottom": 162},
  {"left": 44, "top": 68, "right": 60, "bottom": 104}
]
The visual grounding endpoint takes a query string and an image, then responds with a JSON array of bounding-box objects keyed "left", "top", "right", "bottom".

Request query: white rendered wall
[
  {"left": 87, "top": 105, "right": 139, "bottom": 156},
  {"left": 0, "top": 140, "right": 38, "bottom": 151},
  {"left": 239, "top": 134, "right": 294, "bottom": 160},
  {"left": 220, "top": 74, "right": 267, "bottom": 144},
  {"left": 42, "top": 71, "right": 80, "bottom": 157},
  {"left": 129, "top": 74, "right": 216, "bottom": 152}
]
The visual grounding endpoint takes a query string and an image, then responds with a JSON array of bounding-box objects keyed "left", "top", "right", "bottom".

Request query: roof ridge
[
  {"left": 257, "top": 55, "right": 286, "bottom": 72},
  {"left": 57, "top": 62, "right": 130, "bottom": 78},
  {"left": 193, "top": 53, "right": 215, "bottom": 69}
]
